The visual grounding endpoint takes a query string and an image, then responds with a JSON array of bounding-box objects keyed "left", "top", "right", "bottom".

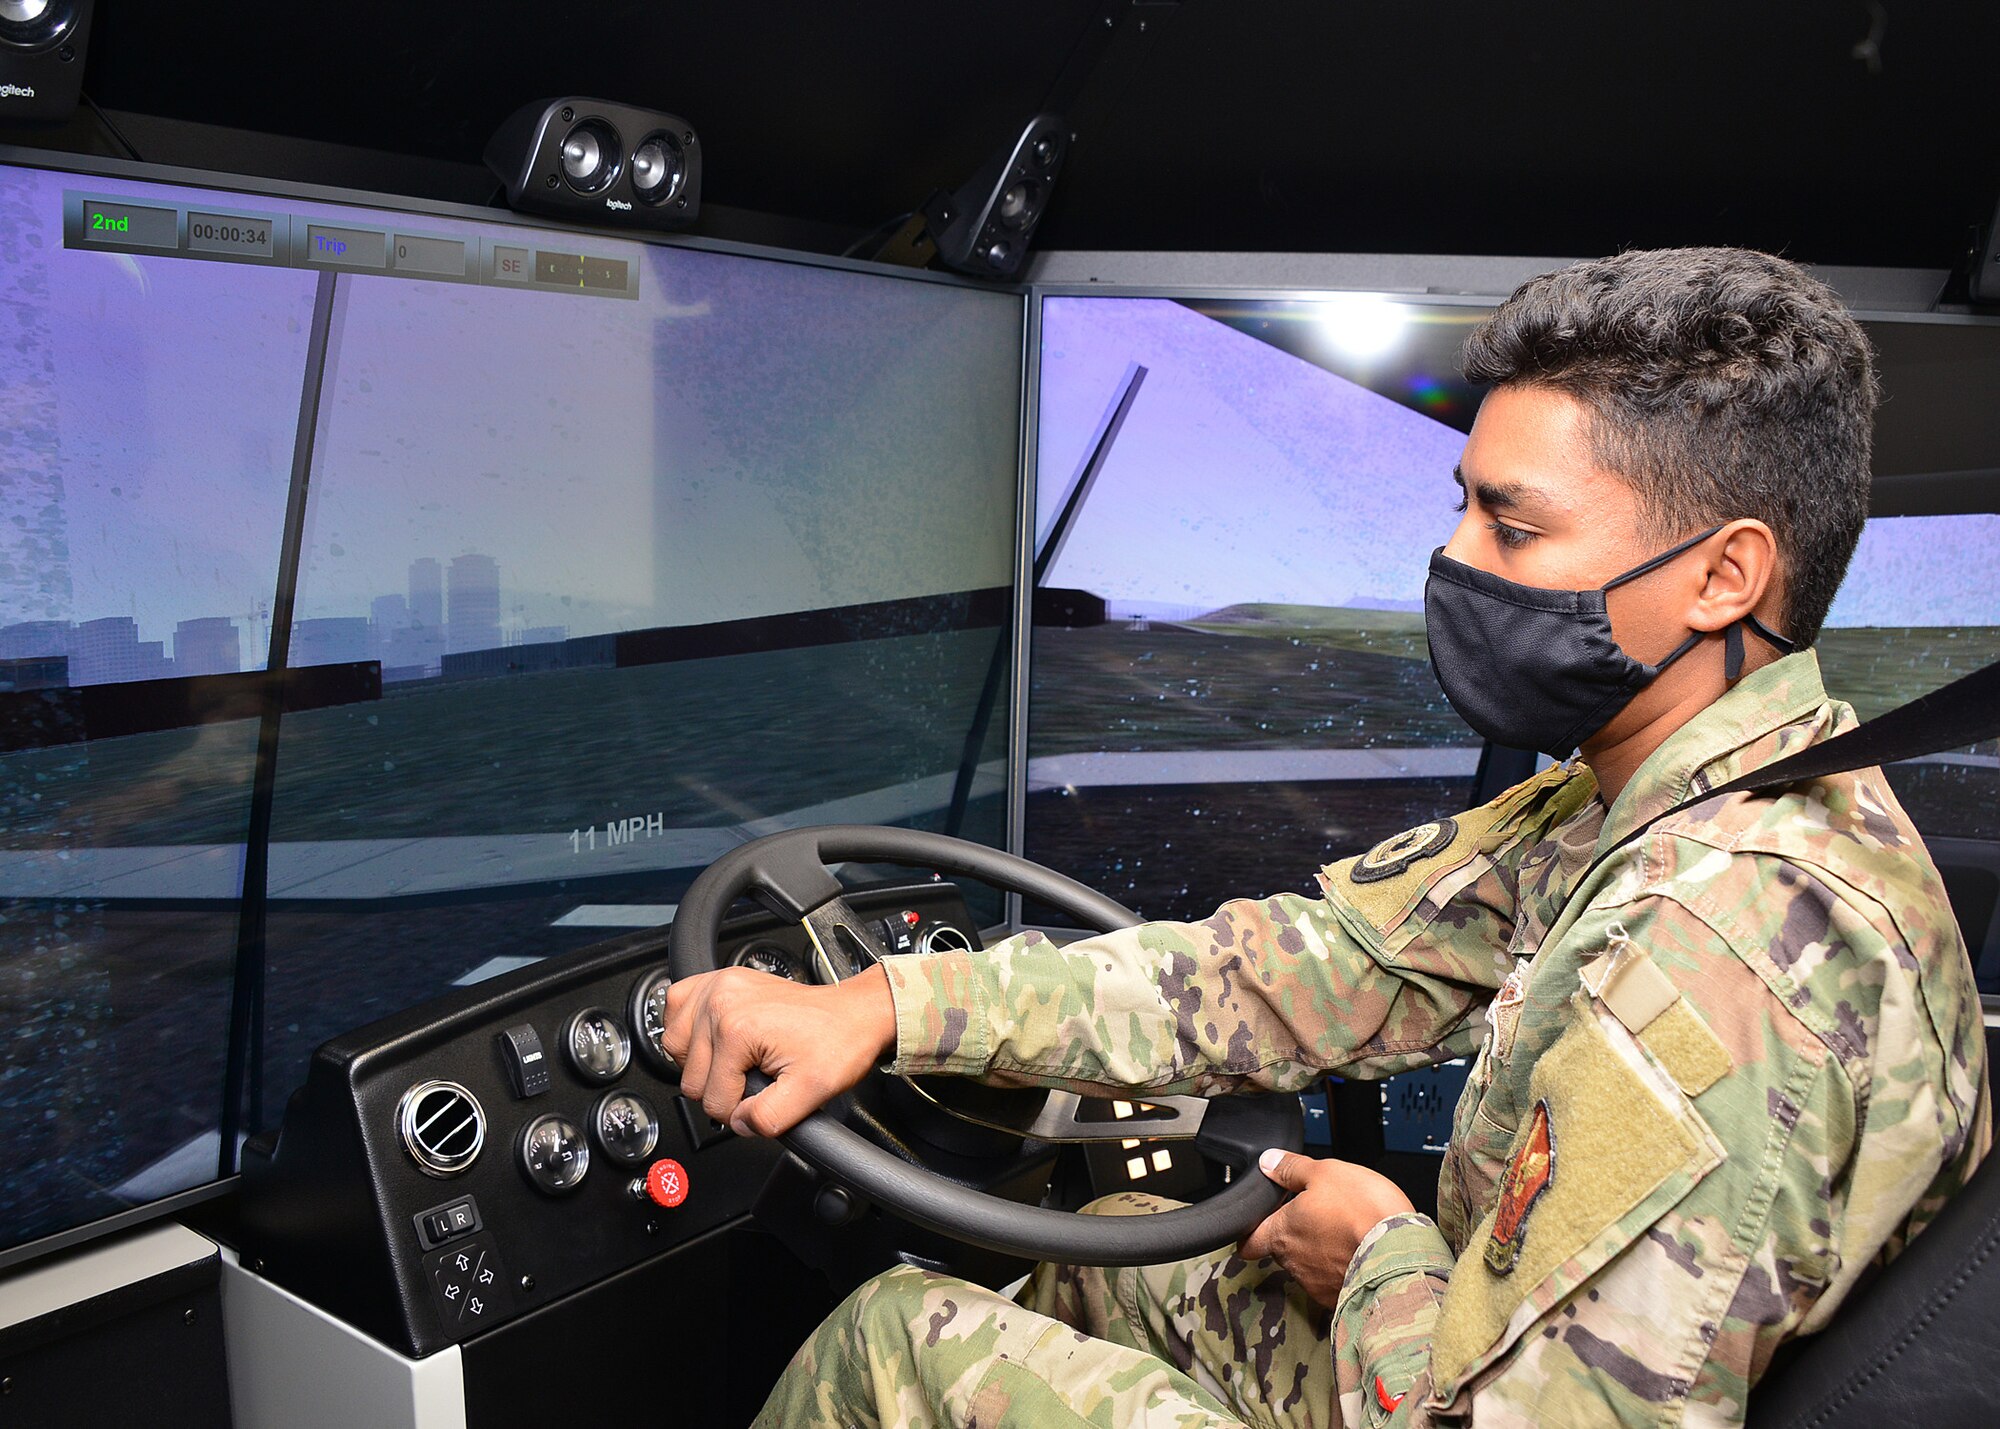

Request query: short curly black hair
[{"left": 1462, "top": 247, "right": 1879, "bottom": 646}]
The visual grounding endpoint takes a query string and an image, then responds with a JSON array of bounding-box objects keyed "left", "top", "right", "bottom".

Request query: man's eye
[
  {"left": 1485, "top": 520, "right": 1537, "bottom": 550},
  {"left": 1451, "top": 494, "right": 1468, "bottom": 514}
]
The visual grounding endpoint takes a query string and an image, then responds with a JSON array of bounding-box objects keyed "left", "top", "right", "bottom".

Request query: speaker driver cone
[
  {"left": 0, "top": 0, "right": 73, "bottom": 49},
  {"left": 558, "top": 119, "right": 621, "bottom": 194},
  {"left": 630, "top": 133, "right": 685, "bottom": 204},
  {"left": 995, "top": 181, "right": 1040, "bottom": 230}
]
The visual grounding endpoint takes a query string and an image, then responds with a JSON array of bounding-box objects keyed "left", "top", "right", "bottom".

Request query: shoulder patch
[
  {"left": 1319, "top": 763, "right": 1594, "bottom": 953},
  {"left": 1350, "top": 818, "right": 1459, "bottom": 884}
]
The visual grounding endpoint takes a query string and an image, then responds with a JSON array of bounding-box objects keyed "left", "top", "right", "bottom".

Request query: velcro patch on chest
[
  {"left": 1579, "top": 929, "right": 1678, "bottom": 1033},
  {"left": 1579, "top": 926, "right": 1733, "bottom": 1098},
  {"left": 1429, "top": 1000, "right": 1725, "bottom": 1397}
]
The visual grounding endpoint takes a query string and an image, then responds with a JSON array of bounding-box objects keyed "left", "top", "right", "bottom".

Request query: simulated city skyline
[
  {"left": 0, "top": 553, "right": 558, "bottom": 689},
  {"left": 1, "top": 161, "right": 1021, "bottom": 697}
]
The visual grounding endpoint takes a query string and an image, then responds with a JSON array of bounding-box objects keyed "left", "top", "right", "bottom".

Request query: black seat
[{"left": 1748, "top": 1025, "right": 2000, "bottom": 1427}]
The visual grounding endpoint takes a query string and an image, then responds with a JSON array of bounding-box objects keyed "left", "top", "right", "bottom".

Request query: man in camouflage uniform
[{"left": 665, "top": 248, "right": 1990, "bottom": 1426}]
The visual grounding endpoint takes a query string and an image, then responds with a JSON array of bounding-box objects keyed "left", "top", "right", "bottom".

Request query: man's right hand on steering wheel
[{"left": 663, "top": 962, "right": 897, "bottom": 1138}]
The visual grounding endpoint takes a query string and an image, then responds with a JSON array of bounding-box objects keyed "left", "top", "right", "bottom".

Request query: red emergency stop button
[{"left": 635, "top": 1158, "right": 689, "bottom": 1209}]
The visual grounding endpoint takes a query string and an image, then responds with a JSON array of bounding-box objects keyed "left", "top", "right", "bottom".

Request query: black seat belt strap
[
  {"left": 1570, "top": 657, "right": 2000, "bottom": 900},
  {"left": 1703, "top": 657, "right": 2000, "bottom": 801}
]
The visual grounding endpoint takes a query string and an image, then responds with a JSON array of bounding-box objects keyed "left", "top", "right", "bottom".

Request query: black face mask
[{"left": 1423, "top": 524, "right": 1797, "bottom": 758}]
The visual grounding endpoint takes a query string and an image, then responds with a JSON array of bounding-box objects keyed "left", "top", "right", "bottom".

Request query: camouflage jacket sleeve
[
  {"left": 881, "top": 765, "right": 1600, "bottom": 1097},
  {"left": 1333, "top": 850, "right": 1990, "bottom": 1428}
]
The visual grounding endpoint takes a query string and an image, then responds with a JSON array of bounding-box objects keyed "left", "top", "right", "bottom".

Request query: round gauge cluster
[
  {"left": 519, "top": 1113, "right": 589, "bottom": 1195},
  {"left": 504, "top": 967, "right": 678, "bottom": 1195},
  {"left": 399, "top": 959, "right": 734, "bottom": 1194},
  {"left": 629, "top": 965, "right": 676, "bottom": 1075},
  {"left": 732, "top": 941, "right": 798, "bottom": 981},
  {"left": 565, "top": 1007, "right": 631, "bottom": 1083}
]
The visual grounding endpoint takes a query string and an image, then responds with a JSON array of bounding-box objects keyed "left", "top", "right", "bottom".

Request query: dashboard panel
[{"left": 237, "top": 881, "right": 979, "bottom": 1358}]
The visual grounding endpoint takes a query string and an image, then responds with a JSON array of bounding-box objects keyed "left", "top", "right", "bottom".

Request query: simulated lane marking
[
  {"left": 1025, "top": 747, "right": 1482, "bottom": 791},
  {"left": 452, "top": 955, "right": 546, "bottom": 986},
  {"left": 551, "top": 904, "right": 679, "bottom": 928}
]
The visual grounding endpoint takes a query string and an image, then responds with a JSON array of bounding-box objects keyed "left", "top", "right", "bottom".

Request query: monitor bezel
[{"left": 0, "top": 142, "right": 1023, "bottom": 295}]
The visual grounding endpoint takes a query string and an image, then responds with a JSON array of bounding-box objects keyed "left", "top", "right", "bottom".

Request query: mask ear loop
[
  {"left": 1603, "top": 523, "right": 1725, "bottom": 683},
  {"left": 1744, "top": 613, "right": 1796, "bottom": 654},
  {"left": 1724, "top": 612, "right": 1798, "bottom": 682},
  {"left": 1598, "top": 522, "right": 1729, "bottom": 593},
  {"left": 1604, "top": 524, "right": 1799, "bottom": 682}
]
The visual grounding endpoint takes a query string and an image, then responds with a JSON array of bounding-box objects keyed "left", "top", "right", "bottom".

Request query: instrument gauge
[
  {"left": 732, "top": 942, "right": 796, "bottom": 981},
  {"left": 591, "top": 1090, "right": 661, "bottom": 1166},
  {"left": 628, "top": 965, "right": 677, "bottom": 1076},
  {"left": 565, "top": 1007, "right": 631, "bottom": 1082},
  {"left": 518, "top": 1113, "right": 589, "bottom": 1195}
]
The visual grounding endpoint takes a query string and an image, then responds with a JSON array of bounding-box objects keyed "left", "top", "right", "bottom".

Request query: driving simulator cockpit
[{"left": 4, "top": 6, "right": 2000, "bottom": 1427}]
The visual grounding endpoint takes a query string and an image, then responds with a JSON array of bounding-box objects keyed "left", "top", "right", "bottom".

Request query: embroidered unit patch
[
  {"left": 1349, "top": 817, "right": 1459, "bottom": 884},
  {"left": 1375, "top": 1375, "right": 1406, "bottom": 1414},
  {"left": 1484, "top": 1098, "right": 1555, "bottom": 1275}
]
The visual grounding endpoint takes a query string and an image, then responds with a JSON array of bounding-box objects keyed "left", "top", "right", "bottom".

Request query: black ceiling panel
[{"left": 62, "top": 0, "right": 2000, "bottom": 266}]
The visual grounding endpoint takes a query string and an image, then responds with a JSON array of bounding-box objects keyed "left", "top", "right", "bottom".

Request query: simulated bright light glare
[{"left": 1312, "top": 294, "right": 1409, "bottom": 360}]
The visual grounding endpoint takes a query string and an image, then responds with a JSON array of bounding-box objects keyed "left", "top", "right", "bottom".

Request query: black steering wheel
[{"left": 667, "top": 823, "right": 1303, "bottom": 1268}]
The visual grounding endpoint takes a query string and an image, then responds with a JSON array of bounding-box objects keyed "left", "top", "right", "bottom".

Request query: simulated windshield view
[
  {"left": 1027, "top": 295, "right": 2000, "bottom": 986},
  {"left": 1027, "top": 296, "right": 1489, "bottom": 917},
  {"left": 259, "top": 228, "right": 1021, "bottom": 1135},
  {"left": 0, "top": 160, "right": 1022, "bottom": 1256}
]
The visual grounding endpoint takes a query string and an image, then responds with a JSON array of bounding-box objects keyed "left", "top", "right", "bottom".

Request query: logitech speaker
[
  {"left": 0, "top": 0, "right": 93, "bottom": 122},
  {"left": 486, "top": 97, "right": 701, "bottom": 231},
  {"left": 924, "top": 113, "right": 1068, "bottom": 279}
]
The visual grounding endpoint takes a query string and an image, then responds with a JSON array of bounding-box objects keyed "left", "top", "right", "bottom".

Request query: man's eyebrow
[{"left": 1451, "top": 463, "right": 1538, "bottom": 513}]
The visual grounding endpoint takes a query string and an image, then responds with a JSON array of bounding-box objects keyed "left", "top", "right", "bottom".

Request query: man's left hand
[{"left": 1238, "top": 1149, "right": 1417, "bottom": 1309}]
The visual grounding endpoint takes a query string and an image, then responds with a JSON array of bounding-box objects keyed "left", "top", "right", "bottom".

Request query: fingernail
[{"left": 1258, "top": 1148, "right": 1285, "bottom": 1177}]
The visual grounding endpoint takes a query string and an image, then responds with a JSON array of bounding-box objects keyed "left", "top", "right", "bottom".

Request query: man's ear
[{"left": 1686, "top": 519, "right": 1779, "bottom": 633}]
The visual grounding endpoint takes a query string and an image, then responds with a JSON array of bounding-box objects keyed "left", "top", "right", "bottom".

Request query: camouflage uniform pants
[{"left": 751, "top": 1192, "right": 1338, "bottom": 1428}]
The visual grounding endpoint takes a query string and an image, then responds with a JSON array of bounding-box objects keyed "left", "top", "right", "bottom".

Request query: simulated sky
[
  {"left": 0, "top": 165, "right": 314, "bottom": 663},
  {"left": 1038, "top": 296, "right": 2000, "bottom": 627},
  {"left": 1038, "top": 297, "right": 1468, "bottom": 612},
  {"left": 0, "top": 162, "right": 1021, "bottom": 661},
  {"left": 299, "top": 243, "right": 1021, "bottom": 636}
]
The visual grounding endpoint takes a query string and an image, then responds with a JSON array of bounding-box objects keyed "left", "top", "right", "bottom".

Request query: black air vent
[
  {"left": 397, "top": 1080, "right": 485, "bottom": 1177},
  {"left": 919, "top": 924, "right": 973, "bottom": 956}
]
